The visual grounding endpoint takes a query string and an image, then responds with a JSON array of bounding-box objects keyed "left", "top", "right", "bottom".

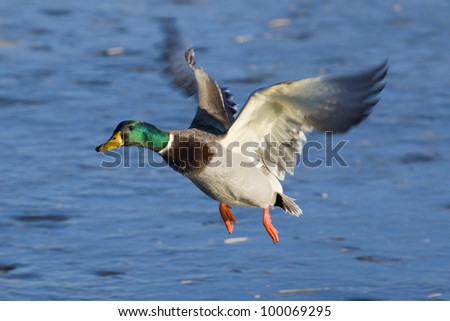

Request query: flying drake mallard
[{"left": 96, "top": 48, "right": 387, "bottom": 243}]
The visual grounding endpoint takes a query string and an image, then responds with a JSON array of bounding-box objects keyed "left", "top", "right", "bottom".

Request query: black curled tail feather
[{"left": 275, "top": 193, "right": 302, "bottom": 216}]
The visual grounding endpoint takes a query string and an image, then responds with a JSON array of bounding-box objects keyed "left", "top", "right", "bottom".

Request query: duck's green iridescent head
[{"left": 95, "top": 120, "right": 170, "bottom": 152}]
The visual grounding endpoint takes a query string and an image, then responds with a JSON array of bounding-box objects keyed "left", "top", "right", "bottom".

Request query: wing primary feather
[
  {"left": 221, "top": 59, "right": 388, "bottom": 178},
  {"left": 159, "top": 18, "right": 196, "bottom": 97}
]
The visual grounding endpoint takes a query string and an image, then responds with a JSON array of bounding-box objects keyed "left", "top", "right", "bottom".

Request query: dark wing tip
[
  {"left": 372, "top": 58, "right": 389, "bottom": 85},
  {"left": 308, "top": 59, "right": 388, "bottom": 133},
  {"left": 158, "top": 18, "right": 197, "bottom": 97}
]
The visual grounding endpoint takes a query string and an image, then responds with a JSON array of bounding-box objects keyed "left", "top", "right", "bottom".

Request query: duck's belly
[{"left": 186, "top": 158, "right": 282, "bottom": 208}]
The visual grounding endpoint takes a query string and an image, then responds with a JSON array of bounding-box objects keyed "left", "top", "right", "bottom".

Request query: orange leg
[
  {"left": 219, "top": 203, "right": 237, "bottom": 234},
  {"left": 263, "top": 207, "right": 279, "bottom": 244}
]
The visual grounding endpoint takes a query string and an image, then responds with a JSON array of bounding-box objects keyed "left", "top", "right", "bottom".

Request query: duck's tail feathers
[{"left": 275, "top": 193, "right": 303, "bottom": 217}]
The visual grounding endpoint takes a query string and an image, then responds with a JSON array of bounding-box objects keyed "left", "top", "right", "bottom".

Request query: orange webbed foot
[
  {"left": 219, "top": 203, "right": 236, "bottom": 234},
  {"left": 263, "top": 207, "right": 279, "bottom": 244}
]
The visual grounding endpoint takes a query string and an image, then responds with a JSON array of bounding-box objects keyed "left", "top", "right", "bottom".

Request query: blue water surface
[{"left": 0, "top": 0, "right": 449, "bottom": 300}]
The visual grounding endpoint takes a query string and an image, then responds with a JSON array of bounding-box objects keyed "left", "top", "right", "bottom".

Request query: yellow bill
[{"left": 95, "top": 131, "right": 123, "bottom": 152}]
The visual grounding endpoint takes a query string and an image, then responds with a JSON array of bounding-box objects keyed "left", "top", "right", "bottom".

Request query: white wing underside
[{"left": 220, "top": 61, "right": 387, "bottom": 180}]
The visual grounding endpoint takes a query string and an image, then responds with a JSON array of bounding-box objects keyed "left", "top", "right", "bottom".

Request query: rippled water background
[{"left": 1, "top": 0, "right": 449, "bottom": 300}]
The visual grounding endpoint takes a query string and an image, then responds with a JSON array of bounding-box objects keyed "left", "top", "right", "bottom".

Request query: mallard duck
[{"left": 96, "top": 48, "right": 387, "bottom": 243}]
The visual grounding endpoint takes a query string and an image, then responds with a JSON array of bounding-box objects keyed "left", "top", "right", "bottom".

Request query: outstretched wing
[
  {"left": 159, "top": 19, "right": 237, "bottom": 134},
  {"left": 184, "top": 48, "right": 237, "bottom": 134},
  {"left": 220, "top": 60, "right": 388, "bottom": 180}
]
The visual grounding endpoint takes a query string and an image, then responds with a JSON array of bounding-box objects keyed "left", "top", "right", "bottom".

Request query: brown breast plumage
[{"left": 159, "top": 130, "right": 216, "bottom": 175}]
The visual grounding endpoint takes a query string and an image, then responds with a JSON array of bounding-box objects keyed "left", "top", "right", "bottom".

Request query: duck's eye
[{"left": 129, "top": 126, "right": 135, "bottom": 131}]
